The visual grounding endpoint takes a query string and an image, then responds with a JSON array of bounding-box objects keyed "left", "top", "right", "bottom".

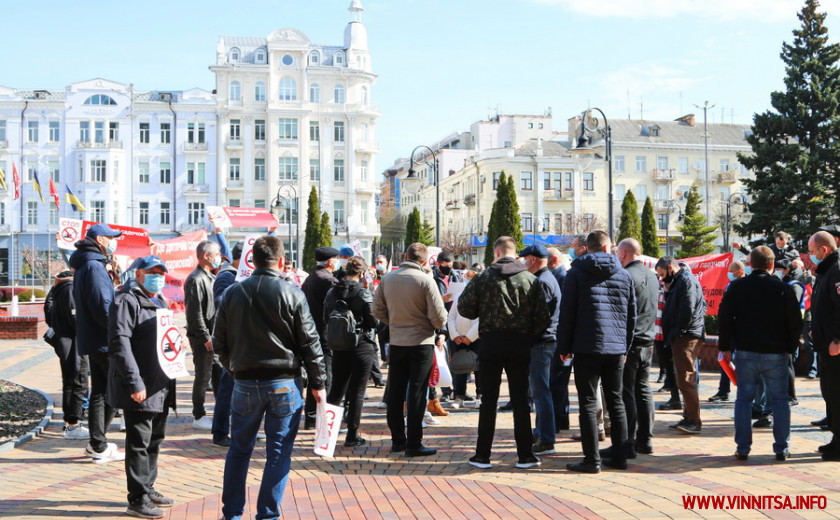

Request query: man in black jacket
[
  {"left": 734, "top": 231, "right": 800, "bottom": 264},
  {"left": 808, "top": 231, "right": 840, "bottom": 460},
  {"left": 107, "top": 256, "right": 177, "bottom": 518},
  {"left": 656, "top": 256, "right": 706, "bottom": 434},
  {"left": 214, "top": 235, "right": 327, "bottom": 520},
  {"left": 301, "top": 246, "right": 340, "bottom": 428},
  {"left": 718, "top": 246, "right": 802, "bottom": 461},
  {"left": 559, "top": 231, "right": 636, "bottom": 474}
]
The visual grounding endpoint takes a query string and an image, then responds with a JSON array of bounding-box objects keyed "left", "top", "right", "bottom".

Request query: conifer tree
[
  {"left": 319, "top": 211, "right": 332, "bottom": 248},
  {"left": 640, "top": 196, "right": 660, "bottom": 257},
  {"left": 617, "top": 190, "right": 641, "bottom": 242},
  {"left": 302, "top": 186, "right": 321, "bottom": 272},
  {"left": 483, "top": 172, "right": 505, "bottom": 266},
  {"left": 405, "top": 207, "right": 422, "bottom": 246},
  {"left": 674, "top": 186, "right": 718, "bottom": 258},
  {"left": 420, "top": 218, "right": 435, "bottom": 247}
]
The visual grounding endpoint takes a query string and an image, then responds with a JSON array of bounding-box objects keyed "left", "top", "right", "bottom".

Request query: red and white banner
[
  {"left": 57, "top": 218, "right": 151, "bottom": 258},
  {"left": 207, "top": 206, "right": 278, "bottom": 229},
  {"left": 236, "top": 235, "right": 261, "bottom": 281},
  {"left": 152, "top": 230, "right": 208, "bottom": 311},
  {"left": 680, "top": 252, "right": 733, "bottom": 315}
]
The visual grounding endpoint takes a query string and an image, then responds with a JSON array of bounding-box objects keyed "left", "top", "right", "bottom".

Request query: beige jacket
[{"left": 373, "top": 261, "right": 447, "bottom": 346}]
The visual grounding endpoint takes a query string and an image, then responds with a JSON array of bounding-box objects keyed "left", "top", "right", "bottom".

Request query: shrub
[
  {"left": 17, "top": 289, "right": 46, "bottom": 303},
  {"left": 704, "top": 315, "right": 719, "bottom": 336},
  {"left": 0, "top": 287, "right": 27, "bottom": 302}
]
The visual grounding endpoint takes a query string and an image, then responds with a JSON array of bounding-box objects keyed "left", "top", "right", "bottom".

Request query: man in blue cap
[
  {"left": 69, "top": 222, "right": 125, "bottom": 464},
  {"left": 333, "top": 245, "right": 355, "bottom": 280},
  {"left": 108, "top": 255, "right": 179, "bottom": 518}
]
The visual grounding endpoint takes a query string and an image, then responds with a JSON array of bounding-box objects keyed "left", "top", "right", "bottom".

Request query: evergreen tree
[
  {"left": 617, "top": 190, "right": 641, "bottom": 242},
  {"left": 503, "top": 175, "right": 524, "bottom": 252},
  {"left": 420, "top": 218, "right": 435, "bottom": 246},
  {"left": 319, "top": 211, "right": 332, "bottom": 248},
  {"left": 641, "top": 196, "right": 660, "bottom": 257},
  {"left": 483, "top": 172, "right": 505, "bottom": 266},
  {"left": 301, "top": 186, "right": 321, "bottom": 272},
  {"left": 674, "top": 186, "right": 718, "bottom": 258},
  {"left": 737, "top": 0, "right": 840, "bottom": 243},
  {"left": 405, "top": 207, "right": 422, "bottom": 246}
]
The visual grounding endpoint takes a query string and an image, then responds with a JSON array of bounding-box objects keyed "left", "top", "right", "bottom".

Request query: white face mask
[{"left": 339, "top": 258, "right": 349, "bottom": 268}]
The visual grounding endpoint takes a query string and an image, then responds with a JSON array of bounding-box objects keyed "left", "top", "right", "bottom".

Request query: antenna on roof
[
  {"left": 626, "top": 90, "right": 631, "bottom": 120},
  {"left": 640, "top": 96, "right": 644, "bottom": 120}
]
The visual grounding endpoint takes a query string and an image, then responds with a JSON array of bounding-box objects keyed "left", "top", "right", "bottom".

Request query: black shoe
[
  {"left": 776, "top": 449, "right": 790, "bottom": 461},
  {"left": 498, "top": 401, "right": 514, "bottom": 412},
  {"left": 405, "top": 445, "right": 437, "bottom": 457},
  {"left": 807, "top": 372, "right": 817, "bottom": 379},
  {"left": 656, "top": 385, "right": 674, "bottom": 393},
  {"left": 821, "top": 450, "right": 840, "bottom": 461},
  {"left": 751, "top": 409, "right": 766, "bottom": 419},
  {"left": 818, "top": 440, "right": 837, "bottom": 453},
  {"left": 211, "top": 437, "right": 231, "bottom": 447},
  {"left": 668, "top": 419, "right": 687, "bottom": 430},
  {"left": 566, "top": 461, "right": 601, "bottom": 473},
  {"left": 344, "top": 437, "right": 367, "bottom": 447},
  {"left": 734, "top": 452, "right": 749, "bottom": 461},
  {"left": 439, "top": 394, "right": 450, "bottom": 403},
  {"left": 599, "top": 445, "right": 634, "bottom": 460},
  {"left": 707, "top": 393, "right": 729, "bottom": 402},
  {"left": 126, "top": 499, "right": 164, "bottom": 519},
  {"left": 659, "top": 399, "right": 682, "bottom": 411},
  {"left": 515, "top": 456, "right": 541, "bottom": 469},
  {"left": 789, "top": 398, "right": 799, "bottom": 407},
  {"left": 556, "top": 420, "right": 570, "bottom": 432},
  {"left": 753, "top": 416, "right": 772, "bottom": 428},
  {"left": 462, "top": 394, "right": 476, "bottom": 401},
  {"left": 532, "top": 441, "right": 555, "bottom": 455},
  {"left": 676, "top": 422, "right": 702, "bottom": 434},
  {"left": 303, "top": 417, "right": 316, "bottom": 430},
  {"left": 148, "top": 490, "right": 173, "bottom": 508},
  {"left": 391, "top": 443, "right": 406, "bottom": 453},
  {"left": 635, "top": 444, "right": 654, "bottom": 455},
  {"left": 602, "top": 458, "right": 628, "bottom": 470},
  {"left": 468, "top": 455, "right": 493, "bottom": 469},
  {"left": 812, "top": 417, "right": 829, "bottom": 427},
  {"left": 656, "top": 372, "right": 665, "bottom": 384}
]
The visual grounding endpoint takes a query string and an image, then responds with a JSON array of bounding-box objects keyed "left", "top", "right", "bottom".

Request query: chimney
[{"left": 675, "top": 114, "right": 695, "bottom": 127}]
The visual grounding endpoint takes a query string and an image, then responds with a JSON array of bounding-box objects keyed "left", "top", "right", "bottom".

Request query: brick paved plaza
[{"left": 1, "top": 337, "right": 839, "bottom": 519}]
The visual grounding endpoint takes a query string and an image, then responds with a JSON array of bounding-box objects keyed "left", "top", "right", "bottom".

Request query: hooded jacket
[
  {"left": 44, "top": 277, "right": 75, "bottom": 339},
  {"left": 69, "top": 237, "right": 115, "bottom": 356},
  {"left": 457, "top": 257, "right": 550, "bottom": 338},
  {"left": 557, "top": 252, "right": 636, "bottom": 356},
  {"left": 661, "top": 267, "right": 706, "bottom": 347},
  {"left": 323, "top": 279, "right": 379, "bottom": 346}
]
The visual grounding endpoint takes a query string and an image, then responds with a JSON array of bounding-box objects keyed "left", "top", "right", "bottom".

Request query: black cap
[
  {"left": 315, "top": 246, "right": 340, "bottom": 261},
  {"left": 519, "top": 244, "right": 548, "bottom": 258},
  {"left": 776, "top": 258, "right": 792, "bottom": 271},
  {"left": 819, "top": 224, "right": 840, "bottom": 238},
  {"left": 56, "top": 270, "right": 73, "bottom": 279}
]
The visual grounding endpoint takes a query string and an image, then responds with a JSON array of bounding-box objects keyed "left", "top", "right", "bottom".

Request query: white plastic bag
[
  {"left": 435, "top": 345, "right": 453, "bottom": 388},
  {"left": 313, "top": 401, "right": 344, "bottom": 458}
]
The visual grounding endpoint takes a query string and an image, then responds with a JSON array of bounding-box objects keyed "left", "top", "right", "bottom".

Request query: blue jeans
[
  {"left": 222, "top": 378, "right": 303, "bottom": 520},
  {"left": 212, "top": 369, "right": 234, "bottom": 442},
  {"left": 530, "top": 341, "right": 556, "bottom": 444},
  {"left": 734, "top": 352, "right": 790, "bottom": 455}
]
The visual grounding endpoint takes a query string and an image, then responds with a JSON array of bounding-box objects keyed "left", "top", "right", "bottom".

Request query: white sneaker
[
  {"left": 193, "top": 416, "right": 213, "bottom": 430},
  {"left": 424, "top": 411, "right": 440, "bottom": 425},
  {"left": 64, "top": 425, "right": 89, "bottom": 440},
  {"left": 89, "top": 442, "right": 125, "bottom": 464},
  {"left": 377, "top": 402, "right": 387, "bottom": 409},
  {"left": 451, "top": 398, "right": 464, "bottom": 410}
]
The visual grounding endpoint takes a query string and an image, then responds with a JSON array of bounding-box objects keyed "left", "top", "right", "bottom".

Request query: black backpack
[{"left": 325, "top": 299, "right": 359, "bottom": 351}]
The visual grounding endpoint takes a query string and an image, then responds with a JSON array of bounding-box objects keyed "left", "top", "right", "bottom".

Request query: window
[
  {"left": 554, "top": 213, "right": 563, "bottom": 233},
  {"left": 543, "top": 171, "right": 551, "bottom": 190},
  {"left": 187, "top": 162, "right": 205, "bottom": 184},
  {"left": 583, "top": 172, "right": 594, "bottom": 191},
  {"left": 583, "top": 213, "right": 595, "bottom": 231},
  {"left": 0, "top": 120, "right": 5, "bottom": 141},
  {"left": 310, "top": 159, "right": 320, "bottom": 181},
  {"left": 720, "top": 187, "right": 730, "bottom": 201},
  {"left": 309, "top": 121, "right": 320, "bottom": 141},
  {"left": 720, "top": 158, "right": 730, "bottom": 172},
  {"left": 91, "top": 200, "right": 105, "bottom": 222},
  {"left": 229, "top": 158, "right": 240, "bottom": 181},
  {"left": 281, "top": 54, "right": 294, "bottom": 66},
  {"left": 229, "top": 81, "right": 241, "bottom": 101},
  {"left": 160, "top": 122, "right": 171, "bottom": 144},
  {"left": 49, "top": 121, "right": 59, "bottom": 142},
  {"left": 109, "top": 122, "right": 119, "bottom": 142},
  {"left": 139, "top": 162, "right": 149, "bottom": 184},
  {"left": 113, "top": 160, "right": 119, "bottom": 182},
  {"left": 278, "top": 118, "right": 298, "bottom": 139},
  {"left": 361, "top": 159, "right": 369, "bottom": 182},
  {"left": 334, "top": 200, "right": 345, "bottom": 224},
  {"left": 658, "top": 214, "right": 668, "bottom": 230},
  {"left": 229, "top": 119, "right": 240, "bottom": 140},
  {"left": 94, "top": 121, "right": 104, "bottom": 143},
  {"left": 678, "top": 157, "right": 689, "bottom": 174},
  {"left": 360, "top": 200, "right": 369, "bottom": 225},
  {"left": 27, "top": 166, "right": 35, "bottom": 182},
  {"left": 255, "top": 48, "right": 266, "bottom": 63},
  {"left": 278, "top": 157, "right": 298, "bottom": 181},
  {"left": 91, "top": 160, "right": 107, "bottom": 183},
  {"left": 254, "top": 199, "right": 266, "bottom": 209},
  {"left": 188, "top": 202, "right": 205, "bottom": 225},
  {"left": 245, "top": 159, "right": 262, "bottom": 183},
  {"left": 553, "top": 172, "right": 563, "bottom": 192},
  {"left": 656, "top": 184, "right": 668, "bottom": 200},
  {"left": 27, "top": 121, "right": 38, "bottom": 142},
  {"left": 615, "top": 184, "right": 626, "bottom": 201},
  {"left": 159, "top": 162, "right": 171, "bottom": 184},
  {"left": 79, "top": 121, "right": 90, "bottom": 142},
  {"left": 49, "top": 161, "right": 59, "bottom": 182},
  {"left": 310, "top": 83, "right": 320, "bottom": 103},
  {"left": 521, "top": 213, "right": 533, "bottom": 232},
  {"left": 520, "top": 171, "right": 533, "bottom": 190},
  {"left": 360, "top": 123, "right": 369, "bottom": 142},
  {"left": 255, "top": 82, "right": 266, "bottom": 101},
  {"left": 335, "top": 51, "right": 344, "bottom": 65},
  {"left": 279, "top": 78, "right": 297, "bottom": 100},
  {"left": 78, "top": 159, "right": 83, "bottom": 182},
  {"left": 254, "top": 119, "right": 266, "bottom": 141},
  {"left": 657, "top": 156, "right": 668, "bottom": 170},
  {"left": 539, "top": 123, "right": 544, "bottom": 129},
  {"left": 361, "top": 86, "right": 368, "bottom": 106},
  {"left": 50, "top": 207, "right": 58, "bottom": 226},
  {"left": 229, "top": 199, "right": 240, "bottom": 207},
  {"left": 27, "top": 201, "right": 38, "bottom": 226},
  {"left": 635, "top": 156, "right": 647, "bottom": 172},
  {"left": 83, "top": 95, "right": 116, "bottom": 105},
  {"left": 334, "top": 84, "right": 345, "bottom": 103},
  {"left": 635, "top": 184, "right": 647, "bottom": 201},
  {"left": 739, "top": 163, "right": 750, "bottom": 176},
  {"left": 334, "top": 121, "right": 345, "bottom": 142},
  {"left": 160, "top": 202, "right": 170, "bottom": 226},
  {"left": 309, "top": 51, "right": 320, "bottom": 65},
  {"left": 334, "top": 159, "right": 345, "bottom": 182},
  {"left": 528, "top": 123, "right": 534, "bottom": 129},
  {"left": 187, "top": 122, "right": 205, "bottom": 143},
  {"left": 229, "top": 48, "right": 240, "bottom": 62},
  {"left": 679, "top": 185, "right": 690, "bottom": 200},
  {"left": 564, "top": 171, "right": 573, "bottom": 190},
  {"left": 139, "top": 202, "right": 149, "bottom": 226},
  {"left": 614, "top": 156, "right": 625, "bottom": 172},
  {"left": 139, "top": 122, "right": 149, "bottom": 143},
  {"left": 492, "top": 172, "right": 501, "bottom": 190}
]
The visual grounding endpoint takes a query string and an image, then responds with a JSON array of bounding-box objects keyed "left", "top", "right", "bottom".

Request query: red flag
[
  {"left": 12, "top": 162, "right": 20, "bottom": 201},
  {"left": 48, "top": 177, "right": 60, "bottom": 209}
]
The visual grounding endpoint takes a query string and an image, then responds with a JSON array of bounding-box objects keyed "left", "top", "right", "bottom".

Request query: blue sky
[{"left": 2, "top": 0, "right": 836, "bottom": 179}]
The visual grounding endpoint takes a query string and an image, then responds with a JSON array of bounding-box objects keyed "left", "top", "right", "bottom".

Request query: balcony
[
  {"left": 185, "top": 142, "right": 208, "bottom": 152},
  {"left": 652, "top": 168, "right": 676, "bottom": 181},
  {"left": 655, "top": 199, "right": 669, "bottom": 212},
  {"left": 226, "top": 138, "right": 243, "bottom": 149},
  {"left": 355, "top": 181, "right": 378, "bottom": 194},
  {"left": 445, "top": 200, "right": 461, "bottom": 210},
  {"left": 226, "top": 179, "right": 244, "bottom": 191},
  {"left": 183, "top": 183, "right": 209, "bottom": 195},
  {"left": 77, "top": 140, "right": 123, "bottom": 149},
  {"left": 355, "top": 140, "right": 380, "bottom": 153},
  {"left": 464, "top": 194, "right": 476, "bottom": 206},
  {"left": 717, "top": 171, "right": 737, "bottom": 183}
]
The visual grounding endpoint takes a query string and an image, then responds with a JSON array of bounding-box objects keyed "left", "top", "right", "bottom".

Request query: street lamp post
[
  {"left": 405, "top": 145, "right": 439, "bottom": 246},
  {"left": 664, "top": 200, "right": 683, "bottom": 257},
  {"left": 569, "top": 108, "right": 613, "bottom": 240},
  {"left": 272, "top": 184, "right": 299, "bottom": 266},
  {"left": 722, "top": 192, "right": 748, "bottom": 253}
]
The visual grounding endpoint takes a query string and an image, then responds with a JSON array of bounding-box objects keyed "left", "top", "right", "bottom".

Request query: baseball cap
[
  {"left": 339, "top": 246, "right": 355, "bottom": 257},
  {"left": 819, "top": 224, "right": 840, "bottom": 238},
  {"left": 86, "top": 223, "right": 122, "bottom": 240},
  {"left": 519, "top": 244, "right": 548, "bottom": 258},
  {"left": 135, "top": 255, "right": 169, "bottom": 273}
]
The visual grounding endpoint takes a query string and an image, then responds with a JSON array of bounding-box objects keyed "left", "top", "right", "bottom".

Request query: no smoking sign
[{"left": 160, "top": 327, "right": 182, "bottom": 362}]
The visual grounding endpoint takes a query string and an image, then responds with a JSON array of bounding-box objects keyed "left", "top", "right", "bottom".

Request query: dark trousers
[
  {"left": 212, "top": 369, "right": 234, "bottom": 443},
  {"left": 53, "top": 337, "right": 88, "bottom": 425},
  {"left": 123, "top": 408, "right": 168, "bottom": 504},
  {"left": 328, "top": 343, "right": 375, "bottom": 439},
  {"left": 573, "top": 352, "right": 627, "bottom": 465},
  {"left": 550, "top": 355, "right": 573, "bottom": 431},
  {"left": 475, "top": 331, "right": 533, "bottom": 461},
  {"left": 819, "top": 355, "right": 840, "bottom": 444},
  {"left": 624, "top": 344, "right": 654, "bottom": 449},
  {"left": 386, "top": 344, "right": 434, "bottom": 448},
  {"left": 370, "top": 344, "right": 384, "bottom": 386},
  {"left": 657, "top": 340, "right": 678, "bottom": 397},
  {"left": 305, "top": 348, "right": 333, "bottom": 422},
  {"left": 88, "top": 352, "right": 116, "bottom": 452},
  {"left": 189, "top": 337, "right": 215, "bottom": 420}
]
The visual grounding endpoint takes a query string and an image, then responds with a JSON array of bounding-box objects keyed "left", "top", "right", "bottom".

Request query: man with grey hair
[{"left": 185, "top": 239, "right": 222, "bottom": 430}]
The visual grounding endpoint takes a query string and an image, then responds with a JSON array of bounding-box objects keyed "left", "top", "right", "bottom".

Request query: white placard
[
  {"left": 235, "top": 234, "right": 261, "bottom": 281},
  {"left": 313, "top": 402, "right": 344, "bottom": 458},
  {"left": 206, "top": 206, "right": 232, "bottom": 228},
  {"left": 57, "top": 218, "right": 83, "bottom": 250},
  {"left": 427, "top": 246, "right": 442, "bottom": 267},
  {"left": 446, "top": 281, "right": 467, "bottom": 297},
  {"left": 348, "top": 239, "right": 363, "bottom": 257},
  {"left": 155, "top": 309, "right": 190, "bottom": 379}
]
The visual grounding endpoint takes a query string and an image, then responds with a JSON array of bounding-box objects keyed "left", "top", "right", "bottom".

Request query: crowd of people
[{"left": 39, "top": 221, "right": 840, "bottom": 519}]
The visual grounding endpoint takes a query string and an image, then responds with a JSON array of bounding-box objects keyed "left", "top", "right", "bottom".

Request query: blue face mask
[
  {"left": 105, "top": 239, "right": 117, "bottom": 255},
  {"left": 142, "top": 274, "right": 166, "bottom": 294},
  {"left": 569, "top": 249, "right": 577, "bottom": 261},
  {"left": 744, "top": 266, "right": 752, "bottom": 275},
  {"left": 727, "top": 272, "right": 736, "bottom": 282},
  {"left": 811, "top": 254, "right": 822, "bottom": 266},
  {"left": 211, "top": 258, "right": 221, "bottom": 269}
]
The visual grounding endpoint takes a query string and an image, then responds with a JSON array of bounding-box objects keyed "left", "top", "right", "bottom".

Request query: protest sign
[
  {"left": 155, "top": 309, "right": 190, "bottom": 378},
  {"left": 314, "top": 402, "right": 344, "bottom": 458},
  {"left": 236, "top": 234, "right": 261, "bottom": 281},
  {"left": 207, "top": 206, "right": 278, "bottom": 229}
]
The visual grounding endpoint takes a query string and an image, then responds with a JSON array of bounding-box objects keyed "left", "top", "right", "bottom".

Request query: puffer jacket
[
  {"left": 810, "top": 250, "right": 840, "bottom": 354},
  {"left": 323, "top": 279, "right": 379, "bottom": 346},
  {"left": 213, "top": 267, "right": 326, "bottom": 388},
  {"left": 457, "top": 257, "right": 550, "bottom": 338},
  {"left": 557, "top": 252, "right": 636, "bottom": 356},
  {"left": 106, "top": 283, "right": 173, "bottom": 412},
  {"left": 661, "top": 267, "right": 706, "bottom": 347},
  {"left": 69, "top": 237, "right": 115, "bottom": 356}
]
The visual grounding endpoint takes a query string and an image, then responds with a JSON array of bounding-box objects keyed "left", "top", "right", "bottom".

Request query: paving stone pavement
[{"left": 1, "top": 337, "right": 839, "bottom": 519}]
